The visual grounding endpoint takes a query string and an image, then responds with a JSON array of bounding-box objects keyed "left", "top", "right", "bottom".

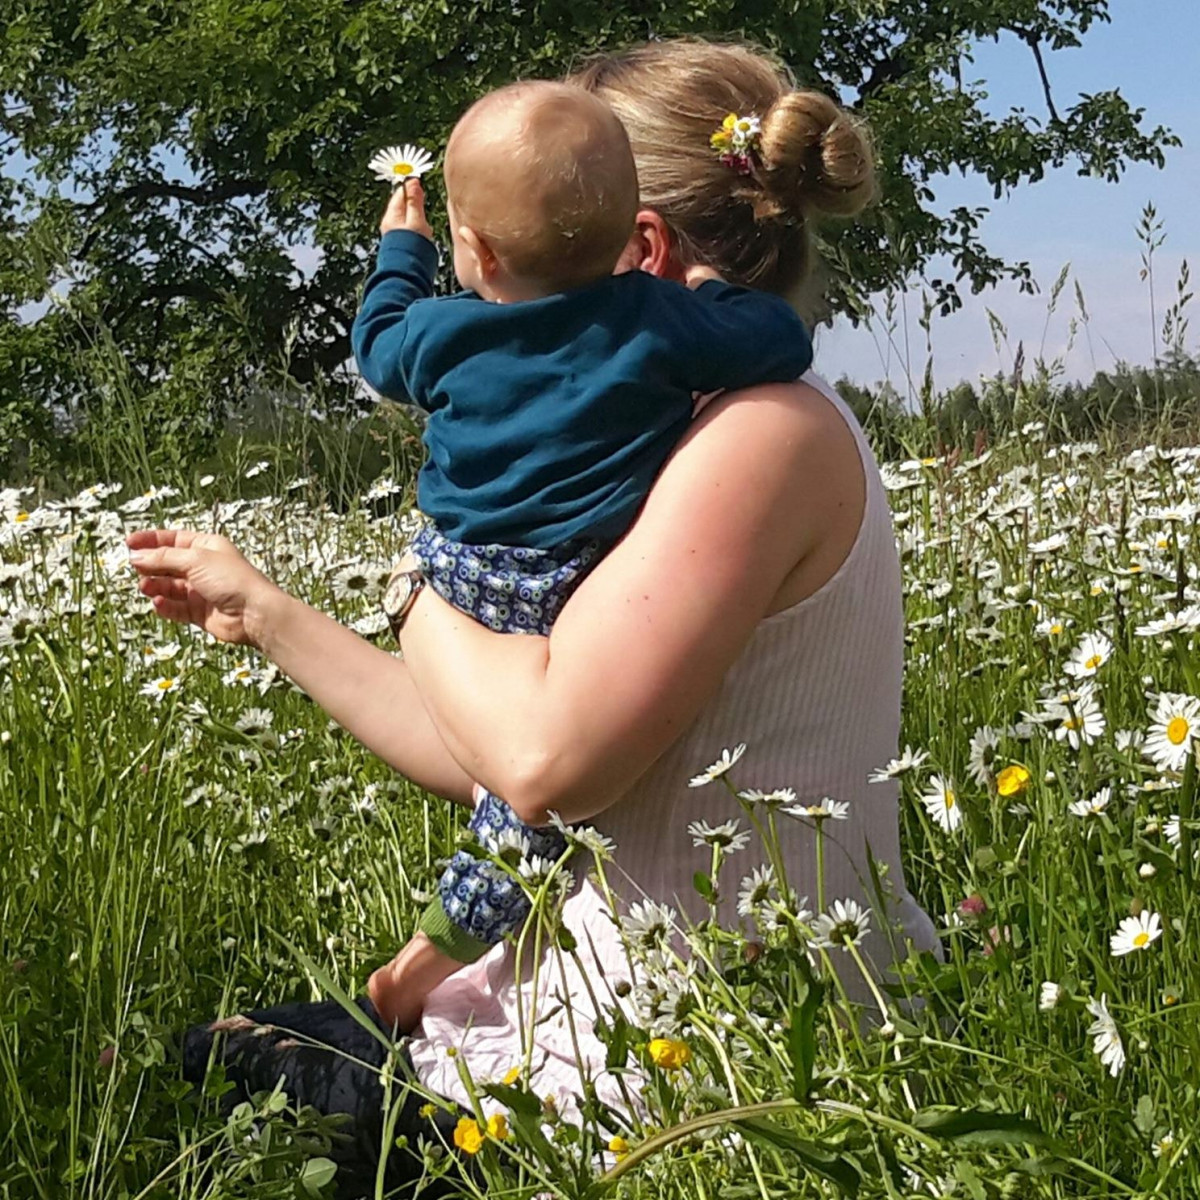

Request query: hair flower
[{"left": 710, "top": 112, "right": 761, "bottom": 174}]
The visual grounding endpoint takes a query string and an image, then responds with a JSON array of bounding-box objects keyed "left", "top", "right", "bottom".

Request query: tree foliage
[{"left": 0, "top": 0, "right": 1178, "bottom": 469}]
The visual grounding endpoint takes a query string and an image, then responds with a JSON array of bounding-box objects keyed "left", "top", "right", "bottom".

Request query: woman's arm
[
  {"left": 400, "top": 379, "right": 861, "bottom": 825},
  {"left": 126, "top": 530, "right": 476, "bottom": 805}
]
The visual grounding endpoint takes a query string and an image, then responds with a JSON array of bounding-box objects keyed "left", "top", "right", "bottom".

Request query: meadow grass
[{"left": 4, "top": 401, "right": 1200, "bottom": 1197}]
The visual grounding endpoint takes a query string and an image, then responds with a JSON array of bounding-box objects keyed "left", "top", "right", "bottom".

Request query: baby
[{"left": 351, "top": 81, "right": 814, "bottom": 1021}]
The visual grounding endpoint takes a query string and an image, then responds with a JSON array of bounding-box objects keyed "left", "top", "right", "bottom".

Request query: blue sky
[{"left": 819, "top": 0, "right": 1199, "bottom": 389}]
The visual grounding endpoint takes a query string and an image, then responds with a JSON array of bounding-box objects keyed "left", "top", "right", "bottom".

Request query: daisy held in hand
[{"left": 368, "top": 143, "right": 435, "bottom": 185}]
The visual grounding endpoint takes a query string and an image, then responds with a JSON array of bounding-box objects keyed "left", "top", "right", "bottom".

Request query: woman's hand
[{"left": 126, "top": 529, "right": 280, "bottom": 647}]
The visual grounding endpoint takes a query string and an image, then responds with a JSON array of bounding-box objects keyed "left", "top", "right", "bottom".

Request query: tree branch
[{"left": 1019, "top": 31, "right": 1061, "bottom": 124}]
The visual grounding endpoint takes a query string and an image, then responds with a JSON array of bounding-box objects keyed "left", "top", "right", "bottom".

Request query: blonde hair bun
[{"left": 758, "top": 91, "right": 875, "bottom": 220}]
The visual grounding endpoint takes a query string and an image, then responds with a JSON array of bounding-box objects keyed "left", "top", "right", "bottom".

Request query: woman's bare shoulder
[{"left": 674, "top": 377, "right": 867, "bottom": 610}]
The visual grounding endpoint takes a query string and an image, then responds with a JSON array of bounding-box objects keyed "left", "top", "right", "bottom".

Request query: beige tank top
[{"left": 409, "top": 374, "right": 937, "bottom": 1117}]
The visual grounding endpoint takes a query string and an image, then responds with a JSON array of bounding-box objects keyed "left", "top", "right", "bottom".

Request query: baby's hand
[
  {"left": 684, "top": 263, "right": 724, "bottom": 289},
  {"left": 380, "top": 178, "right": 434, "bottom": 241}
]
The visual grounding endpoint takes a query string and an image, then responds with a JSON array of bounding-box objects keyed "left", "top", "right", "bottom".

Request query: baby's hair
[
  {"left": 571, "top": 39, "right": 875, "bottom": 299},
  {"left": 445, "top": 81, "right": 639, "bottom": 293}
]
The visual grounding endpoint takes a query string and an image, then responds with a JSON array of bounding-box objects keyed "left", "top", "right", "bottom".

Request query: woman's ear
[{"left": 617, "top": 209, "right": 686, "bottom": 283}]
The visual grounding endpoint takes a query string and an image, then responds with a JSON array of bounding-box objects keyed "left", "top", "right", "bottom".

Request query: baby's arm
[
  {"left": 350, "top": 181, "right": 439, "bottom": 400},
  {"left": 674, "top": 264, "right": 814, "bottom": 393}
]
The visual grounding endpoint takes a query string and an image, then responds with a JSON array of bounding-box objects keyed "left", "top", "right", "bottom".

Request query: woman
[{"left": 132, "top": 37, "right": 936, "bottom": 1191}]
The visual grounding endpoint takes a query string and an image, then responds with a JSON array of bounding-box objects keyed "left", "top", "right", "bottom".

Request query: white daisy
[
  {"left": 368, "top": 143, "right": 435, "bottom": 183},
  {"left": 1039, "top": 981, "right": 1062, "bottom": 1011},
  {"left": 920, "top": 775, "right": 963, "bottom": 833},
  {"left": 1086, "top": 994, "right": 1126, "bottom": 1077},
  {"left": 1068, "top": 786, "right": 1112, "bottom": 817},
  {"left": 782, "top": 796, "right": 851, "bottom": 822},
  {"left": 738, "top": 786, "right": 797, "bottom": 809},
  {"left": 1046, "top": 685, "right": 1106, "bottom": 749},
  {"left": 736, "top": 864, "right": 776, "bottom": 920},
  {"left": 688, "top": 743, "right": 747, "bottom": 787},
  {"left": 1110, "top": 911, "right": 1162, "bottom": 957},
  {"left": 623, "top": 900, "right": 677, "bottom": 951},
  {"left": 1144, "top": 693, "right": 1200, "bottom": 773},
  {"left": 868, "top": 745, "right": 929, "bottom": 783},
  {"left": 966, "top": 725, "right": 1002, "bottom": 786},
  {"left": 687, "top": 819, "right": 751, "bottom": 852},
  {"left": 809, "top": 899, "right": 871, "bottom": 952},
  {"left": 1063, "top": 631, "right": 1114, "bottom": 679},
  {"left": 140, "top": 676, "right": 181, "bottom": 701}
]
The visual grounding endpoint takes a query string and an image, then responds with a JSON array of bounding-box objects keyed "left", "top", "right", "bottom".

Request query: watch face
[{"left": 383, "top": 572, "right": 413, "bottom": 618}]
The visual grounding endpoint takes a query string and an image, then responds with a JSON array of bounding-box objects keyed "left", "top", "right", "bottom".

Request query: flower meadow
[{"left": 4, "top": 424, "right": 1200, "bottom": 1200}]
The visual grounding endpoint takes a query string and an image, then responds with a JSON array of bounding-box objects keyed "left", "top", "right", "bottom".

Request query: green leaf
[
  {"left": 736, "top": 1118, "right": 861, "bottom": 1197},
  {"left": 693, "top": 871, "right": 715, "bottom": 901},
  {"left": 787, "top": 978, "right": 825, "bottom": 1100},
  {"left": 1134, "top": 1093, "right": 1156, "bottom": 1135},
  {"left": 298, "top": 1156, "right": 337, "bottom": 1195},
  {"left": 913, "top": 1108, "right": 1054, "bottom": 1148}
]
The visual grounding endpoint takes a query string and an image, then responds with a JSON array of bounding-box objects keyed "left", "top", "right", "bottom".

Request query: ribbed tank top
[{"left": 408, "top": 374, "right": 937, "bottom": 1116}]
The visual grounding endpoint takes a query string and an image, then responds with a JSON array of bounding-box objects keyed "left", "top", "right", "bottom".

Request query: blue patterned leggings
[{"left": 409, "top": 523, "right": 607, "bottom": 961}]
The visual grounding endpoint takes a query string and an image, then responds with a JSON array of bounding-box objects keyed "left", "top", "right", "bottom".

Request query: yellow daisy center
[
  {"left": 1085, "top": 654, "right": 1103, "bottom": 670},
  {"left": 945, "top": 791, "right": 956, "bottom": 809},
  {"left": 1167, "top": 716, "right": 1190, "bottom": 745},
  {"left": 1063, "top": 716, "right": 1081, "bottom": 730},
  {"left": 14, "top": 511, "right": 30, "bottom": 523},
  {"left": 392, "top": 162, "right": 413, "bottom": 175},
  {"left": 1050, "top": 623, "right": 1063, "bottom": 634},
  {"left": 1133, "top": 931, "right": 1150, "bottom": 948},
  {"left": 157, "top": 678, "right": 175, "bottom": 691}
]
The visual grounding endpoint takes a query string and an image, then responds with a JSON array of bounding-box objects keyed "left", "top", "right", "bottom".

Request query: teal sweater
[{"left": 352, "top": 230, "right": 813, "bottom": 549}]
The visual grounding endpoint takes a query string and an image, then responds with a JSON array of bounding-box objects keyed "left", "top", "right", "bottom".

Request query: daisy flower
[
  {"left": 1046, "top": 685, "right": 1106, "bottom": 749},
  {"left": 623, "top": 900, "right": 677, "bottom": 952},
  {"left": 1144, "top": 692, "right": 1200, "bottom": 773},
  {"left": 920, "top": 775, "right": 963, "bottom": 833},
  {"left": 783, "top": 796, "right": 850, "bottom": 822},
  {"left": 868, "top": 745, "right": 929, "bottom": 783},
  {"left": 688, "top": 743, "right": 746, "bottom": 787},
  {"left": 966, "top": 726, "right": 1001, "bottom": 786},
  {"left": 1110, "top": 911, "right": 1163, "bottom": 957},
  {"left": 1068, "top": 786, "right": 1112, "bottom": 817},
  {"left": 736, "top": 864, "right": 776, "bottom": 919},
  {"left": 687, "top": 818, "right": 750, "bottom": 852},
  {"left": 810, "top": 898, "right": 871, "bottom": 951},
  {"left": 1063, "top": 631, "right": 1113, "bottom": 679},
  {"left": 140, "top": 676, "right": 181, "bottom": 701},
  {"left": 738, "top": 786, "right": 797, "bottom": 809},
  {"left": 1039, "top": 981, "right": 1062, "bottom": 1011},
  {"left": 1086, "top": 994, "right": 1126, "bottom": 1077},
  {"left": 368, "top": 143, "right": 435, "bottom": 183}
]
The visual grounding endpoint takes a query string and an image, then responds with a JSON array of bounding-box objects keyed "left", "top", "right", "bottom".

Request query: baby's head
[{"left": 444, "top": 81, "right": 638, "bottom": 299}]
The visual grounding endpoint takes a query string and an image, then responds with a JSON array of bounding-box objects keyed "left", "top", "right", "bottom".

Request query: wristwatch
[{"left": 382, "top": 568, "right": 427, "bottom": 638}]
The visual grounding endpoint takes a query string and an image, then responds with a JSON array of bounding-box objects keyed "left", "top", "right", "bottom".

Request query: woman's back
[{"left": 409, "top": 375, "right": 936, "bottom": 1114}]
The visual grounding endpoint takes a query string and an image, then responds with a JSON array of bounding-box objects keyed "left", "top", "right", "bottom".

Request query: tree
[{"left": 0, "top": 0, "right": 1178, "bottom": 468}]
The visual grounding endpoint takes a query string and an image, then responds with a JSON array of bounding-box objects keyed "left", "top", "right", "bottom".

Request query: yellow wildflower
[
  {"left": 995, "top": 764, "right": 1031, "bottom": 797},
  {"left": 648, "top": 1037, "right": 691, "bottom": 1070},
  {"left": 502, "top": 1065, "right": 521, "bottom": 1085},
  {"left": 453, "top": 1117, "right": 484, "bottom": 1155},
  {"left": 608, "top": 1135, "right": 631, "bottom": 1159},
  {"left": 486, "top": 1113, "right": 509, "bottom": 1141}
]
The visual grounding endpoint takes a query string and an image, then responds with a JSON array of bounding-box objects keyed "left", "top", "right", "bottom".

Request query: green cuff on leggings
[{"left": 418, "top": 897, "right": 494, "bottom": 964}]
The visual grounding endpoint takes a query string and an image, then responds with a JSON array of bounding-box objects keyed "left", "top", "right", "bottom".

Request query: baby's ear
[{"left": 458, "top": 225, "right": 499, "bottom": 279}]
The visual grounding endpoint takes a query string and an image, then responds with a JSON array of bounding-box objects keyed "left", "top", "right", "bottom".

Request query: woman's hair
[{"left": 570, "top": 39, "right": 875, "bottom": 299}]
